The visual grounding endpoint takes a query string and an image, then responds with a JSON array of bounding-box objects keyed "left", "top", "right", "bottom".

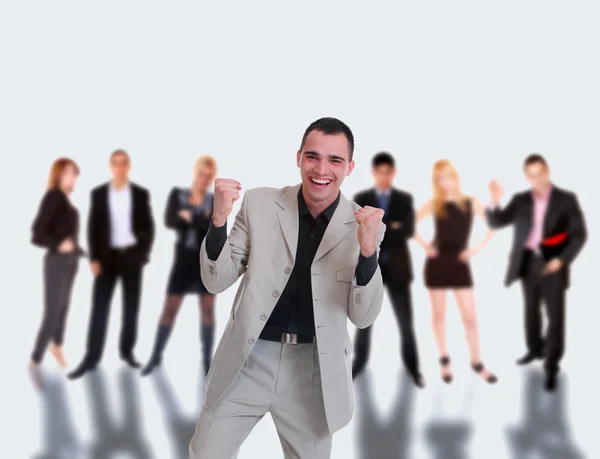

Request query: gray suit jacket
[{"left": 200, "top": 183, "right": 386, "bottom": 433}]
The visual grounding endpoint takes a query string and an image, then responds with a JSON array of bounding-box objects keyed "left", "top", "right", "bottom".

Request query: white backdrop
[{"left": 1, "top": 1, "right": 598, "bottom": 458}]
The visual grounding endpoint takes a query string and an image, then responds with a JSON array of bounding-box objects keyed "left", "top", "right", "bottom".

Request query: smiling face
[{"left": 296, "top": 129, "right": 354, "bottom": 209}]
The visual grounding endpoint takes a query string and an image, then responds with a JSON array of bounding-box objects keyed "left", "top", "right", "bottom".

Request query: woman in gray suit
[{"left": 30, "top": 158, "right": 82, "bottom": 376}]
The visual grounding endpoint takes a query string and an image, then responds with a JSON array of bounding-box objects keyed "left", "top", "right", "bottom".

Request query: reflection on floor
[
  {"left": 28, "top": 365, "right": 589, "bottom": 458},
  {"left": 504, "top": 370, "right": 585, "bottom": 459}
]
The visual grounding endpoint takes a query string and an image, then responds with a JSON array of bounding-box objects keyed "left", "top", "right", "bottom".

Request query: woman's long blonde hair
[{"left": 431, "top": 159, "right": 469, "bottom": 217}]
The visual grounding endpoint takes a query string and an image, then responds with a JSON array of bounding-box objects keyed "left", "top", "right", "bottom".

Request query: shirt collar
[
  {"left": 298, "top": 187, "right": 340, "bottom": 221},
  {"left": 532, "top": 184, "right": 552, "bottom": 200},
  {"left": 110, "top": 181, "right": 130, "bottom": 193},
  {"left": 375, "top": 187, "right": 392, "bottom": 197}
]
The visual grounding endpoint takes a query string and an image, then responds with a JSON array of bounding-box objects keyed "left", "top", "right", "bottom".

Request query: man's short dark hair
[
  {"left": 371, "top": 151, "right": 395, "bottom": 168},
  {"left": 299, "top": 117, "right": 355, "bottom": 160},
  {"left": 523, "top": 153, "right": 548, "bottom": 169},
  {"left": 110, "top": 148, "right": 130, "bottom": 162}
]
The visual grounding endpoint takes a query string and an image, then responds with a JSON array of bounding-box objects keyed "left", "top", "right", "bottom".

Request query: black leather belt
[{"left": 259, "top": 330, "right": 315, "bottom": 344}]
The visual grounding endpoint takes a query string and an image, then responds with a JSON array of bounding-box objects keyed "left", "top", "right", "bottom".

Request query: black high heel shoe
[
  {"left": 439, "top": 356, "right": 453, "bottom": 383},
  {"left": 471, "top": 362, "right": 498, "bottom": 384}
]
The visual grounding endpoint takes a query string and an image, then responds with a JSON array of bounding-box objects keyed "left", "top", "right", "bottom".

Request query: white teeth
[{"left": 311, "top": 178, "right": 331, "bottom": 185}]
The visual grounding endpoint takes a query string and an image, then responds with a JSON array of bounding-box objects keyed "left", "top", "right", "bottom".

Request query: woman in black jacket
[
  {"left": 142, "top": 155, "right": 218, "bottom": 376},
  {"left": 30, "top": 157, "right": 82, "bottom": 372}
]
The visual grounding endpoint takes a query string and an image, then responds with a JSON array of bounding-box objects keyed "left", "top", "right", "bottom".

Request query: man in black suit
[
  {"left": 68, "top": 149, "right": 155, "bottom": 379},
  {"left": 351, "top": 152, "right": 424, "bottom": 388},
  {"left": 486, "top": 154, "right": 587, "bottom": 391}
]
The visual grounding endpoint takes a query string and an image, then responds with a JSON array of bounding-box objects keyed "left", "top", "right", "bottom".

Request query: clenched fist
[
  {"left": 212, "top": 178, "right": 242, "bottom": 227},
  {"left": 355, "top": 205, "right": 385, "bottom": 257}
]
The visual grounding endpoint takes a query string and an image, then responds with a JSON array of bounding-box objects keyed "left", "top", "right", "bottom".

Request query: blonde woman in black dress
[
  {"left": 142, "top": 155, "right": 217, "bottom": 376},
  {"left": 414, "top": 159, "right": 498, "bottom": 384}
]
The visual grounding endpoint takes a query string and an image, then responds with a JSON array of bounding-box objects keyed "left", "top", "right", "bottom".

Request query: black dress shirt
[
  {"left": 31, "top": 189, "right": 80, "bottom": 252},
  {"left": 205, "top": 188, "right": 379, "bottom": 338}
]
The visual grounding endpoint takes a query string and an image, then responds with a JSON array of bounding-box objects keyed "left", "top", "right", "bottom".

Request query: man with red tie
[{"left": 486, "top": 154, "right": 587, "bottom": 391}]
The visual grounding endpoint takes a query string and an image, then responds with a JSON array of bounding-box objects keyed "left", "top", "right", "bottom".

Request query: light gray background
[{"left": 1, "top": 1, "right": 598, "bottom": 458}]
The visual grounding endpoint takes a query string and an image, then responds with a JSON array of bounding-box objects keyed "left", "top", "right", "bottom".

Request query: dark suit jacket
[
  {"left": 354, "top": 187, "right": 415, "bottom": 286},
  {"left": 164, "top": 187, "right": 213, "bottom": 249},
  {"left": 485, "top": 185, "right": 586, "bottom": 288},
  {"left": 88, "top": 182, "right": 155, "bottom": 266},
  {"left": 31, "top": 189, "right": 82, "bottom": 253}
]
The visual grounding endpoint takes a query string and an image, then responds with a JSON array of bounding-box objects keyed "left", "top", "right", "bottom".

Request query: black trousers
[
  {"left": 520, "top": 251, "right": 567, "bottom": 374},
  {"left": 31, "top": 252, "right": 79, "bottom": 363},
  {"left": 83, "top": 248, "right": 144, "bottom": 364},
  {"left": 353, "top": 282, "right": 420, "bottom": 375}
]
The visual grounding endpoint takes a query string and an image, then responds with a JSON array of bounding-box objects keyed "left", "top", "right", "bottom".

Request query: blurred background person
[
  {"left": 351, "top": 152, "right": 425, "bottom": 388},
  {"left": 68, "top": 149, "right": 155, "bottom": 379},
  {"left": 487, "top": 154, "right": 587, "bottom": 391},
  {"left": 30, "top": 158, "right": 82, "bottom": 376},
  {"left": 142, "top": 155, "right": 217, "bottom": 376},
  {"left": 414, "top": 159, "right": 498, "bottom": 384}
]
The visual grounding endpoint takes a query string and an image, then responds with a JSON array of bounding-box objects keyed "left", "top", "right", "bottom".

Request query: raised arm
[
  {"left": 199, "top": 179, "right": 248, "bottom": 294},
  {"left": 485, "top": 179, "right": 517, "bottom": 229}
]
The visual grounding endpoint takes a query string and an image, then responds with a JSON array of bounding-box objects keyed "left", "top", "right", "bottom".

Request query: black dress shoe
[
  {"left": 352, "top": 363, "right": 365, "bottom": 380},
  {"left": 140, "top": 357, "right": 161, "bottom": 376},
  {"left": 516, "top": 352, "right": 543, "bottom": 365},
  {"left": 121, "top": 354, "right": 141, "bottom": 369},
  {"left": 67, "top": 361, "right": 96, "bottom": 380},
  {"left": 544, "top": 373, "right": 557, "bottom": 391},
  {"left": 411, "top": 372, "right": 426, "bottom": 388}
]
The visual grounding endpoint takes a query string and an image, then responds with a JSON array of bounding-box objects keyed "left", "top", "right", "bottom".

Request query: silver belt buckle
[{"left": 281, "top": 333, "right": 298, "bottom": 345}]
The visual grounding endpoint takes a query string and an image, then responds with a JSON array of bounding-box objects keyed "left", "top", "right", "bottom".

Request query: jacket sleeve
[
  {"left": 347, "top": 222, "right": 386, "bottom": 328},
  {"left": 31, "top": 190, "right": 62, "bottom": 250},
  {"left": 485, "top": 194, "right": 518, "bottom": 229},
  {"left": 559, "top": 192, "right": 587, "bottom": 265},
  {"left": 164, "top": 188, "right": 187, "bottom": 230},
  {"left": 199, "top": 191, "right": 251, "bottom": 294}
]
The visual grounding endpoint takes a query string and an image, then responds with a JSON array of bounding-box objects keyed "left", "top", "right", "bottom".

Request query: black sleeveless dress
[{"left": 424, "top": 199, "right": 474, "bottom": 288}]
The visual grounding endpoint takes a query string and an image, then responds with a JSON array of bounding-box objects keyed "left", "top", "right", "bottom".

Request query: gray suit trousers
[{"left": 189, "top": 339, "right": 332, "bottom": 459}]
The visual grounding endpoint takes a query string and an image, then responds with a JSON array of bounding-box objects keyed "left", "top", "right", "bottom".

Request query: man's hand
[
  {"left": 178, "top": 209, "right": 192, "bottom": 222},
  {"left": 542, "top": 258, "right": 563, "bottom": 275},
  {"left": 212, "top": 178, "right": 242, "bottom": 227},
  {"left": 488, "top": 179, "right": 504, "bottom": 204},
  {"left": 90, "top": 261, "right": 102, "bottom": 277},
  {"left": 58, "top": 238, "right": 75, "bottom": 253},
  {"left": 355, "top": 206, "right": 384, "bottom": 257}
]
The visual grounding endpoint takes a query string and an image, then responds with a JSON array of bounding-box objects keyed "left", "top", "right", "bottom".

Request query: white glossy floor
[{"left": 11, "top": 263, "right": 596, "bottom": 458}]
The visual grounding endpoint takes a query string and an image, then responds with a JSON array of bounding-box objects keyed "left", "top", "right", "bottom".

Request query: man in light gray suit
[{"left": 188, "top": 117, "right": 386, "bottom": 459}]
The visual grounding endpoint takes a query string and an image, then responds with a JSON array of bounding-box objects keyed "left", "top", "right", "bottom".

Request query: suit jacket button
[
  {"left": 272, "top": 291, "right": 279, "bottom": 297},
  {"left": 284, "top": 267, "right": 291, "bottom": 274},
  {"left": 248, "top": 338, "right": 255, "bottom": 345},
  {"left": 260, "top": 314, "right": 267, "bottom": 320}
]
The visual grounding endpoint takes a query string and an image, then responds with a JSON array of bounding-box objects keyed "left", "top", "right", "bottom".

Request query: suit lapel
[
  {"left": 275, "top": 184, "right": 301, "bottom": 261},
  {"left": 313, "top": 194, "right": 354, "bottom": 263}
]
